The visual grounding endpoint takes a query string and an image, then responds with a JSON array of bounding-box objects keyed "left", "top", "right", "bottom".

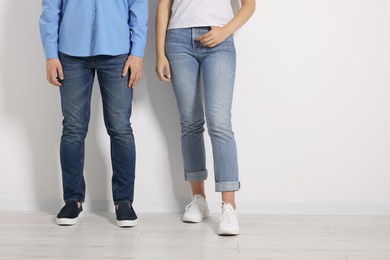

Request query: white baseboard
[{"left": 1, "top": 198, "right": 390, "bottom": 215}]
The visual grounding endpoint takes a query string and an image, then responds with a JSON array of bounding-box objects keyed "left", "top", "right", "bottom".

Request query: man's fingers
[
  {"left": 57, "top": 65, "right": 64, "bottom": 80},
  {"left": 125, "top": 55, "right": 144, "bottom": 87},
  {"left": 49, "top": 72, "right": 62, "bottom": 86},
  {"left": 129, "top": 69, "right": 143, "bottom": 87},
  {"left": 122, "top": 63, "right": 130, "bottom": 77},
  {"left": 45, "top": 59, "right": 63, "bottom": 86},
  {"left": 128, "top": 73, "right": 136, "bottom": 88}
]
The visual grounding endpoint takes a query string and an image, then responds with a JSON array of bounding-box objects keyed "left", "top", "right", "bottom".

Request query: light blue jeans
[{"left": 166, "top": 27, "right": 240, "bottom": 192}]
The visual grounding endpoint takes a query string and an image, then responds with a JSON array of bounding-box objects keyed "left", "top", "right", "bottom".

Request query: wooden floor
[{"left": 0, "top": 211, "right": 389, "bottom": 260}]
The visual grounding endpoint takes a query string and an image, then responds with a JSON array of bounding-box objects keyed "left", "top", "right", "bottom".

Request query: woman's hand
[
  {"left": 198, "top": 0, "right": 255, "bottom": 48},
  {"left": 156, "top": 55, "right": 171, "bottom": 82},
  {"left": 197, "top": 26, "right": 230, "bottom": 48}
]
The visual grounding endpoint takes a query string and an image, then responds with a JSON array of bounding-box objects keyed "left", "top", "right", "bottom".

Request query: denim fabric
[
  {"left": 58, "top": 52, "right": 136, "bottom": 204},
  {"left": 165, "top": 27, "right": 240, "bottom": 192}
]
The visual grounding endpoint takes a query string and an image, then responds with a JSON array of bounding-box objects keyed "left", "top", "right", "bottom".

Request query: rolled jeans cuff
[
  {"left": 185, "top": 169, "right": 208, "bottom": 182},
  {"left": 215, "top": 181, "right": 240, "bottom": 192}
]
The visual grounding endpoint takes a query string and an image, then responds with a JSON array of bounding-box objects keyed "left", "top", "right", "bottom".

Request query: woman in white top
[{"left": 156, "top": 0, "right": 255, "bottom": 235}]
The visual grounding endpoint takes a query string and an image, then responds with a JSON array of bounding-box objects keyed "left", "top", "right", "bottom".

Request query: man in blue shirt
[{"left": 39, "top": 0, "right": 148, "bottom": 227}]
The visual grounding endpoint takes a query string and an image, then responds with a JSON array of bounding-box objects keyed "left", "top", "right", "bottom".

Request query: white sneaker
[
  {"left": 182, "top": 194, "right": 209, "bottom": 223},
  {"left": 218, "top": 203, "right": 240, "bottom": 235}
]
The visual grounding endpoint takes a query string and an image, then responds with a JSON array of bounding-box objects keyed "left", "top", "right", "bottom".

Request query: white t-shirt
[{"left": 168, "top": 0, "right": 234, "bottom": 30}]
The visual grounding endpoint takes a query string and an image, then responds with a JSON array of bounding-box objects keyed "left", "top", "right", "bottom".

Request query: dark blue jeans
[{"left": 58, "top": 52, "right": 135, "bottom": 204}]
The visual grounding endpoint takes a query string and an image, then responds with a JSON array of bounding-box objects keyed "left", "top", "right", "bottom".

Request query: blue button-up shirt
[{"left": 39, "top": 0, "right": 148, "bottom": 59}]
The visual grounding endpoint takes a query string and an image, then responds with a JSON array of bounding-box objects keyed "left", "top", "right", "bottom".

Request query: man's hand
[
  {"left": 122, "top": 55, "right": 144, "bottom": 88},
  {"left": 197, "top": 26, "right": 230, "bottom": 48},
  {"left": 156, "top": 55, "right": 171, "bottom": 82},
  {"left": 46, "top": 58, "right": 64, "bottom": 87}
]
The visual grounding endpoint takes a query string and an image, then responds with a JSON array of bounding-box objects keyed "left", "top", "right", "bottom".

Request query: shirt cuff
[
  {"left": 44, "top": 43, "right": 59, "bottom": 59},
  {"left": 130, "top": 42, "right": 146, "bottom": 58}
]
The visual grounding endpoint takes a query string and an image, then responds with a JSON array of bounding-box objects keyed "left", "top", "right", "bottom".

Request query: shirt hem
[{"left": 58, "top": 49, "right": 130, "bottom": 58}]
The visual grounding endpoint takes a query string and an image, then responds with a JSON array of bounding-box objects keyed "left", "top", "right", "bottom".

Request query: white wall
[{"left": 0, "top": 0, "right": 389, "bottom": 214}]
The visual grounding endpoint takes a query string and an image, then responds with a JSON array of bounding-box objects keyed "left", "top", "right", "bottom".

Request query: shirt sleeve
[
  {"left": 39, "top": 0, "right": 62, "bottom": 59},
  {"left": 128, "top": 0, "right": 148, "bottom": 58}
]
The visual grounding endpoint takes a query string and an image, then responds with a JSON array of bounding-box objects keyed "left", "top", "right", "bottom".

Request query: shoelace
[
  {"left": 184, "top": 198, "right": 202, "bottom": 212},
  {"left": 220, "top": 202, "right": 237, "bottom": 224}
]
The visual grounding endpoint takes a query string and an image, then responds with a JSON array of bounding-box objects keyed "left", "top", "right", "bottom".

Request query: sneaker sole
[
  {"left": 117, "top": 219, "right": 138, "bottom": 227},
  {"left": 182, "top": 210, "right": 210, "bottom": 223},
  {"left": 56, "top": 212, "right": 83, "bottom": 226},
  {"left": 182, "top": 214, "right": 209, "bottom": 223},
  {"left": 217, "top": 228, "right": 240, "bottom": 236}
]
